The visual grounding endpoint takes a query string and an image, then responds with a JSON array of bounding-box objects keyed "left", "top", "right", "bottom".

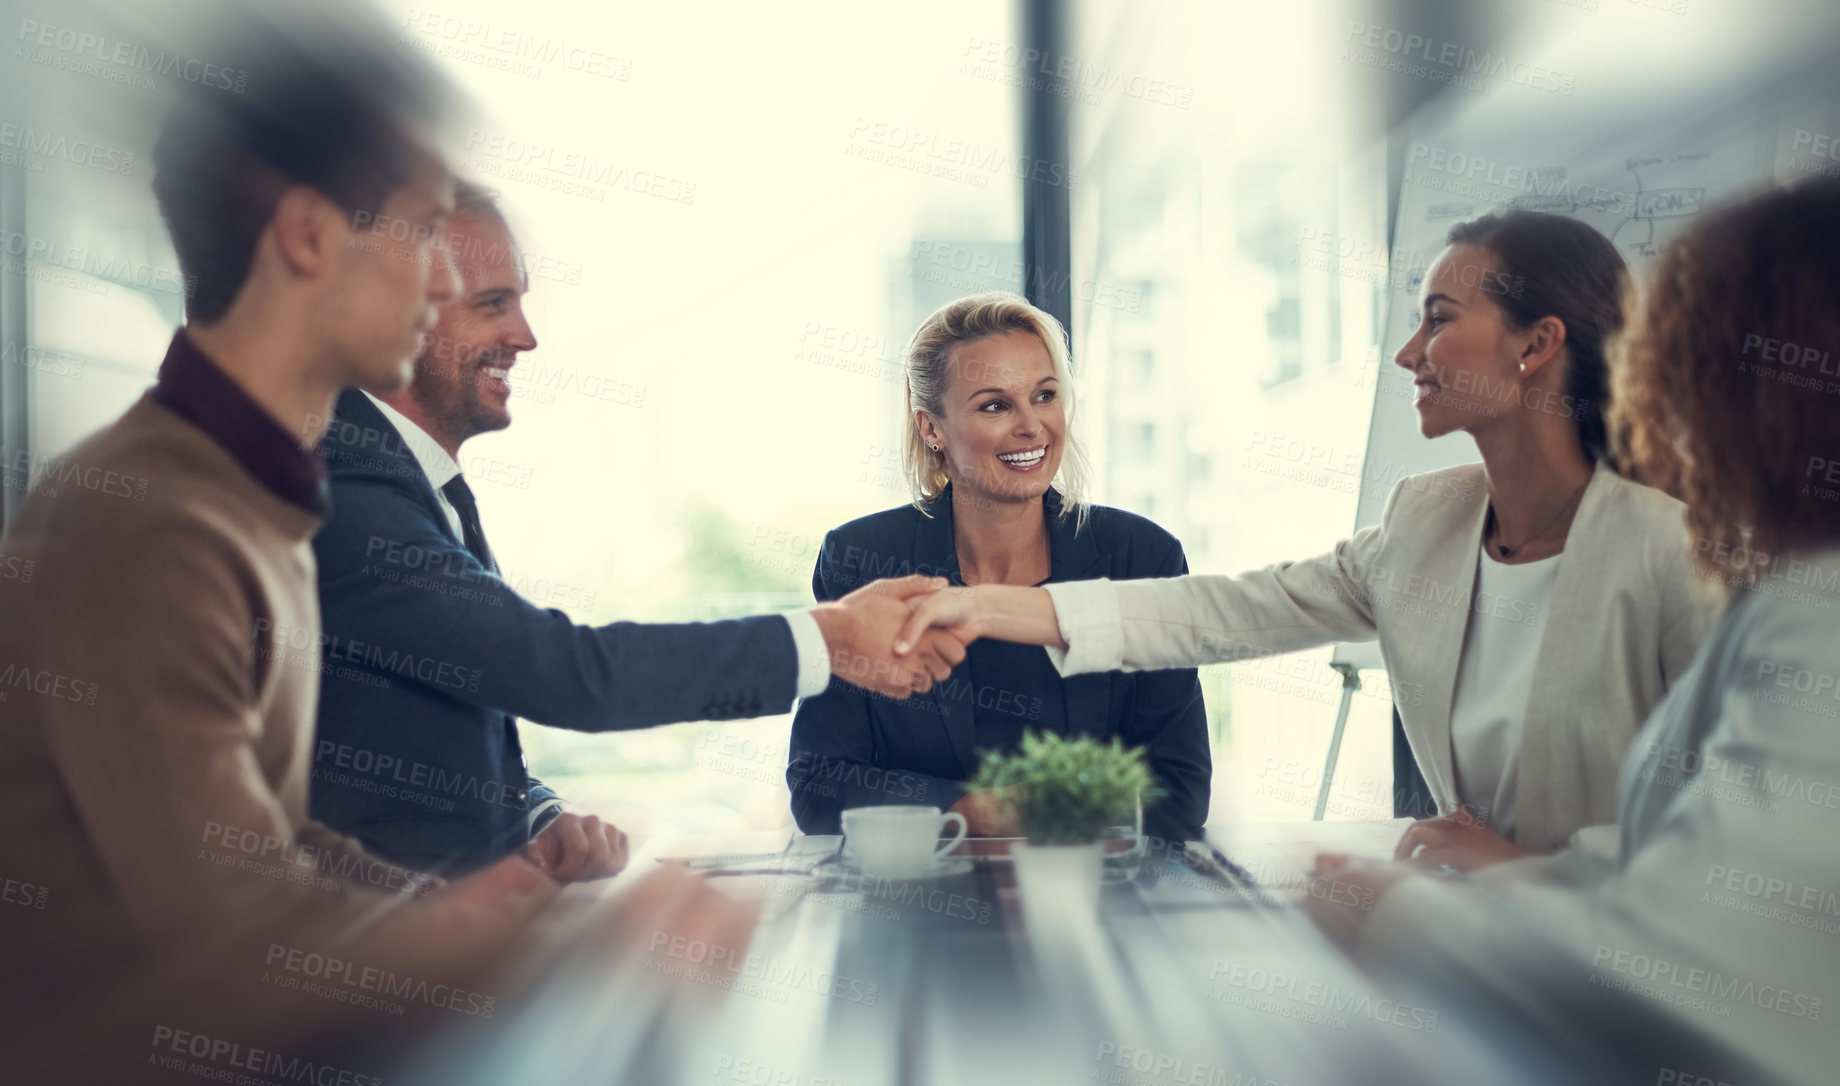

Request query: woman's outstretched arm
[{"left": 895, "top": 527, "right": 1385, "bottom": 676}]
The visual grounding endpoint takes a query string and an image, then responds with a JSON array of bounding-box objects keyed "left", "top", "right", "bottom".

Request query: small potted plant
[{"left": 969, "top": 731, "right": 1159, "bottom": 926}]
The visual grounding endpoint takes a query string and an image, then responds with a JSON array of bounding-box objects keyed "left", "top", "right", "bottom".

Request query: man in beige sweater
[
  {"left": 0, "top": 7, "right": 950, "bottom": 1080},
  {"left": 0, "top": 12, "right": 569, "bottom": 1081}
]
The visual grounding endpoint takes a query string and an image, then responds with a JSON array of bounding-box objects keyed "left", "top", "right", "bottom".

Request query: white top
[
  {"left": 356, "top": 395, "right": 832, "bottom": 701},
  {"left": 1446, "top": 545, "right": 1562, "bottom": 839}
]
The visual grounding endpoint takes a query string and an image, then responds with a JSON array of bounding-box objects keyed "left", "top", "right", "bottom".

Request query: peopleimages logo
[
  {"left": 0, "top": 121, "right": 134, "bottom": 175},
  {"left": 401, "top": 8, "right": 633, "bottom": 80},
  {"left": 788, "top": 751, "right": 930, "bottom": 802},
  {"left": 1644, "top": 740, "right": 1840, "bottom": 811},
  {"left": 1791, "top": 128, "right": 1840, "bottom": 163},
  {"left": 3, "top": 448, "right": 152, "bottom": 502},
  {"left": 15, "top": 19, "right": 249, "bottom": 93},
  {"left": 1702, "top": 862, "right": 1840, "bottom": 935},
  {"left": 957, "top": 36, "right": 1194, "bottom": 110},
  {"left": 0, "top": 662, "right": 99, "bottom": 706},
  {"left": 1207, "top": 959, "right": 1439, "bottom": 1033},
  {"left": 846, "top": 117, "right": 1078, "bottom": 189},
  {"left": 0, "top": 229, "right": 193, "bottom": 295},
  {"left": 711, "top": 1055, "right": 846, "bottom": 1086},
  {"left": 264, "top": 943, "right": 496, "bottom": 1018},
  {"left": 464, "top": 129, "right": 696, "bottom": 204},
  {"left": 1343, "top": 22, "right": 1576, "bottom": 96},
  {"left": 314, "top": 740, "right": 530, "bottom": 812},
  {"left": 148, "top": 1026, "right": 382, "bottom": 1086},
  {"left": 1590, "top": 945, "right": 1822, "bottom": 1019},
  {"left": 202, "top": 819, "right": 438, "bottom": 895},
  {"left": 1092, "top": 1040, "right": 1295, "bottom": 1086},
  {"left": 253, "top": 617, "right": 483, "bottom": 694},
  {"left": 1, "top": 875, "right": 48, "bottom": 910},
  {"left": 647, "top": 932, "right": 881, "bottom": 1006}
]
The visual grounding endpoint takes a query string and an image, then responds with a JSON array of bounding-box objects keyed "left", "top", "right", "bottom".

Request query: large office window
[
  {"left": 0, "top": 72, "right": 180, "bottom": 522},
  {"left": 398, "top": 0, "right": 1028, "bottom": 836},
  {"left": 1066, "top": 2, "right": 1398, "bottom": 824}
]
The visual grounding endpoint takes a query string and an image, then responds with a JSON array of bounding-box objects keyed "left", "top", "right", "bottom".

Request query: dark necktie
[
  {"left": 439, "top": 475, "right": 499, "bottom": 574},
  {"left": 441, "top": 475, "right": 523, "bottom": 807}
]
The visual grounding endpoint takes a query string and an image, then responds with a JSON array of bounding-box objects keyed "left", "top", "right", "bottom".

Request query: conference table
[{"left": 398, "top": 819, "right": 1528, "bottom": 1086}]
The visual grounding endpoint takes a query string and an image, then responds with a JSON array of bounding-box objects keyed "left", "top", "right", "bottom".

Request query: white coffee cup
[{"left": 841, "top": 805, "right": 968, "bottom": 876}]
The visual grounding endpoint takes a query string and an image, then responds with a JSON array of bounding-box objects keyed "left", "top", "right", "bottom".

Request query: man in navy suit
[{"left": 312, "top": 183, "right": 965, "bottom": 877}]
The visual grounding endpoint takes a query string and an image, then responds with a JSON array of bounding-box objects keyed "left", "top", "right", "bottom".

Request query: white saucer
[{"left": 814, "top": 857, "right": 973, "bottom": 881}]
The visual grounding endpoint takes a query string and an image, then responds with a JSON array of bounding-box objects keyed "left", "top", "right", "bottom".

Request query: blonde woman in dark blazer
[
  {"left": 788, "top": 293, "right": 1212, "bottom": 845},
  {"left": 894, "top": 210, "right": 1721, "bottom": 866}
]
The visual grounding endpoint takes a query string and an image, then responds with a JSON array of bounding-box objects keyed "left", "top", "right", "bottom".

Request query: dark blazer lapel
[
  {"left": 1044, "top": 488, "right": 1105, "bottom": 580},
  {"left": 328, "top": 389, "right": 464, "bottom": 550},
  {"left": 912, "top": 487, "right": 962, "bottom": 583},
  {"left": 911, "top": 490, "right": 980, "bottom": 773},
  {"left": 1045, "top": 491, "right": 1113, "bottom": 739}
]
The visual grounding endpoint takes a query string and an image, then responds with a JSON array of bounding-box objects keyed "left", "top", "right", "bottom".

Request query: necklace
[{"left": 1488, "top": 483, "right": 1588, "bottom": 558}]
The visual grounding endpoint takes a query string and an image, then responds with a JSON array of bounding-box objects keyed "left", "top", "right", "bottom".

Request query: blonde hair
[{"left": 903, "top": 291, "right": 1093, "bottom": 529}]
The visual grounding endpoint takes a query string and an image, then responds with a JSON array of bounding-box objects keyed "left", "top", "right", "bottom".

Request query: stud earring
[{"left": 931, "top": 444, "right": 940, "bottom": 452}]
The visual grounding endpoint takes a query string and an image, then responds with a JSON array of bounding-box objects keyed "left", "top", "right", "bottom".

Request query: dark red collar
[{"left": 148, "top": 330, "right": 329, "bottom": 515}]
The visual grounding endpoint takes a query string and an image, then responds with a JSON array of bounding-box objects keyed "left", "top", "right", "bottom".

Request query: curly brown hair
[{"left": 1610, "top": 177, "right": 1840, "bottom": 585}]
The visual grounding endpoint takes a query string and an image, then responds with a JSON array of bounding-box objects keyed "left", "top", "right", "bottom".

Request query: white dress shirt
[
  {"left": 364, "top": 392, "right": 465, "bottom": 540},
  {"left": 1447, "top": 546, "right": 1562, "bottom": 838},
  {"left": 360, "top": 393, "right": 831, "bottom": 702}
]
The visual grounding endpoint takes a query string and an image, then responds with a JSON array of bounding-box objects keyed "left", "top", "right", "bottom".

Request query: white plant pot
[{"left": 1012, "top": 840, "right": 1104, "bottom": 935}]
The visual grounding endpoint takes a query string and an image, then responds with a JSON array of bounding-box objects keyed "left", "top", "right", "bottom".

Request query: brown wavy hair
[{"left": 1610, "top": 177, "right": 1840, "bottom": 585}]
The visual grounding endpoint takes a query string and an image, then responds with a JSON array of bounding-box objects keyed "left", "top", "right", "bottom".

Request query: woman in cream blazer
[
  {"left": 894, "top": 210, "right": 1721, "bottom": 860},
  {"left": 1033, "top": 456, "right": 1711, "bottom": 855},
  {"left": 1303, "top": 175, "right": 1840, "bottom": 1086}
]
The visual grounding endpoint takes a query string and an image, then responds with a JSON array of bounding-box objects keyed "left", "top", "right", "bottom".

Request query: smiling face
[
  {"left": 1393, "top": 243, "right": 1535, "bottom": 440},
  {"left": 918, "top": 328, "right": 1066, "bottom": 507},
  {"left": 405, "top": 210, "right": 537, "bottom": 446}
]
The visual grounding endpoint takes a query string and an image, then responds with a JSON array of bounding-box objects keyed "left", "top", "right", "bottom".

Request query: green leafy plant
[{"left": 968, "top": 731, "right": 1161, "bottom": 846}]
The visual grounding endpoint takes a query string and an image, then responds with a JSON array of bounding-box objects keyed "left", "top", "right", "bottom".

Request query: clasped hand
[{"left": 813, "top": 575, "right": 978, "bottom": 698}]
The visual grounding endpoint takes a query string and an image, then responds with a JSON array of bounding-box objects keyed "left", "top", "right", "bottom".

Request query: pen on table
[{"left": 1206, "top": 844, "right": 1257, "bottom": 886}]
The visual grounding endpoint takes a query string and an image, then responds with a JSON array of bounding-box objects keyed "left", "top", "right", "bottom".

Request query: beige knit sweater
[{"left": 0, "top": 395, "right": 549, "bottom": 1080}]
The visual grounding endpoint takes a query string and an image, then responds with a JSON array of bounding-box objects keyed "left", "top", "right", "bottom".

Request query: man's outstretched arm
[{"left": 316, "top": 477, "right": 963, "bottom": 729}]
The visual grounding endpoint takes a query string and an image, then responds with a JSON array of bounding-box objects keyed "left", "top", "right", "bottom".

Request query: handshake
[{"left": 808, "top": 575, "right": 982, "bottom": 698}]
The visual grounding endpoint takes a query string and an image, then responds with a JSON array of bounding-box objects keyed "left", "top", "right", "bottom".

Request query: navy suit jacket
[
  {"left": 787, "top": 487, "right": 1212, "bottom": 843},
  {"left": 311, "top": 389, "right": 799, "bottom": 874}
]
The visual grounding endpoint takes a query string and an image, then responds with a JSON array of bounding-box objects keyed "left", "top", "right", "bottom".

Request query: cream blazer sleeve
[{"left": 1044, "top": 483, "right": 1405, "bottom": 676}]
